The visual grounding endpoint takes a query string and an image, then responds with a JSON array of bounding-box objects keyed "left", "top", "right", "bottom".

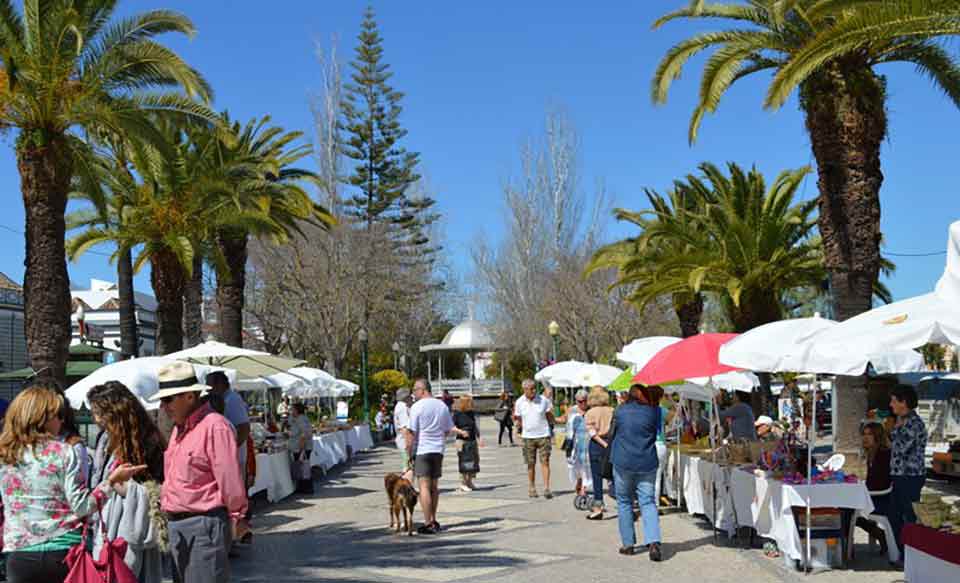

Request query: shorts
[
  {"left": 415, "top": 453, "right": 443, "bottom": 479},
  {"left": 522, "top": 437, "right": 551, "bottom": 466}
]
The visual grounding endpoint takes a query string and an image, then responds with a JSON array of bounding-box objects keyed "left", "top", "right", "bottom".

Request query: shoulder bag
[{"left": 65, "top": 497, "right": 138, "bottom": 583}]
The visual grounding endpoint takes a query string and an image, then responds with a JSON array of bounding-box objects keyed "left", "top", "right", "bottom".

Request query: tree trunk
[
  {"left": 16, "top": 133, "right": 73, "bottom": 383},
  {"left": 117, "top": 246, "right": 139, "bottom": 358},
  {"left": 673, "top": 292, "right": 703, "bottom": 338},
  {"left": 151, "top": 249, "right": 186, "bottom": 355},
  {"left": 183, "top": 254, "right": 203, "bottom": 348},
  {"left": 217, "top": 229, "right": 248, "bottom": 348},
  {"left": 802, "top": 63, "right": 886, "bottom": 453}
]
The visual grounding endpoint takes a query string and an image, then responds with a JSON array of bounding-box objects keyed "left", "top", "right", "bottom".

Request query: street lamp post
[
  {"left": 359, "top": 327, "right": 369, "bottom": 423},
  {"left": 392, "top": 341, "right": 400, "bottom": 371},
  {"left": 548, "top": 320, "right": 560, "bottom": 362}
]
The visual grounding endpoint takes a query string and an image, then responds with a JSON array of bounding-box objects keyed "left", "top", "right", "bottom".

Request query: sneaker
[
  {"left": 649, "top": 542, "right": 662, "bottom": 562},
  {"left": 543, "top": 489, "right": 554, "bottom": 499}
]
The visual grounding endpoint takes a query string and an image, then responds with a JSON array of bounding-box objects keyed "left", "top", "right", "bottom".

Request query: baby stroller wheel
[{"left": 574, "top": 494, "right": 591, "bottom": 511}]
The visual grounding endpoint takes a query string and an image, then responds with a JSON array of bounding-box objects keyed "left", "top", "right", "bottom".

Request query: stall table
[
  {"left": 903, "top": 524, "right": 960, "bottom": 582},
  {"left": 669, "top": 452, "right": 874, "bottom": 565},
  {"left": 311, "top": 430, "right": 348, "bottom": 471},
  {"left": 248, "top": 451, "right": 295, "bottom": 503}
]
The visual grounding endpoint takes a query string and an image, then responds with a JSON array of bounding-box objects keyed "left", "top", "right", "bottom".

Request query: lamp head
[{"left": 548, "top": 320, "right": 560, "bottom": 337}]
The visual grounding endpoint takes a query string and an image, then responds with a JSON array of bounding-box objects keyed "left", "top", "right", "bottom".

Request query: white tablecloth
[
  {"left": 669, "top": 453, "right": 874, "bottom": 561},
  {"left": 311, "top": 431, "right": 348, "bottom": 470},
  {"left": 248, "top": 452, "right": 295, "bottom": 503},
  {"left": 346, "top": 425, "right": 374, "bottom": 453},
  {"left": 903, "top": 524, "right": 960, "bottom": 582},
  {"left": 736, "top": 467, "right": 873, "bottom": 561}
]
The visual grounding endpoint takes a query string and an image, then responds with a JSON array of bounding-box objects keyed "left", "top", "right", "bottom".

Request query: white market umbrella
[
  {"left": 331, "top": 378, "right": 359, "bottom": 397},
  {"left": 813, "top": 220, "right": 960, "bottom": 353},
  {"left": 262, "top": 367, "right": 336, "bottom": 398},
  {"left": 569, "top": 363, "right": 624, "bottom": 388},
  {"left": 719, "top": 314, "right": 925, "bottom": 375},
  {"left": 688, "top": 370, "right": 760, "bottom": 393},
  {"left": 617, "top": 336, "right": 682, "bottom": 368},
  {"left": 534, "top": 360, "right": 587, "bottom": 387},
  {"left": 65, "top": 357, "right": 235, "bottom": 411},
  {"left": 166, "top": 341, "right": 306, "bottom": 378}
]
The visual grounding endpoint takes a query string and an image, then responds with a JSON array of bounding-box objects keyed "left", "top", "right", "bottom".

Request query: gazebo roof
[{"left": 420, "top": 319, "right": 498, "bottom": 352}]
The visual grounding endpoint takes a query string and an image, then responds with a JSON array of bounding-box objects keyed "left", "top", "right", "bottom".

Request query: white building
[{"left": 71, "top": 279, "right": 158, "bottom": 356}]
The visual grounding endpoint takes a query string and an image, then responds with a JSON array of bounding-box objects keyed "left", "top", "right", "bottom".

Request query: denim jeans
[
  {"left": 890, "top": 475, "right": 925, "bottom": 551},
  {"left": 588, "top": 440, "right": 607, "bottom": 507},
  {"left": 613, "top": 465, "right": 661, "bottom": 548}
]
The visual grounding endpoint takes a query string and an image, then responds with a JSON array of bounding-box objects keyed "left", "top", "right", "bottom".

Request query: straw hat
[{"left": 149, "top": 361, "right": 209, "bottom": 401}]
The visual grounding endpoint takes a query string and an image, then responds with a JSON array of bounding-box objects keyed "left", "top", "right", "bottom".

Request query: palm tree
[
  {"left": 588, "top": 181, "right": 707, "bottom": 337},
  {"left": 598, "top": 162, "right": 824, "bottom": 333},
  {"left": 0, "top": 1, "right": 211, "bottom": 380},
  {"left": 68, "top": 137, "right": 144, "bottom": 358},
  {"left": 651, "top": 0, "right": 960, "bottom": 322},
  {"left": 69, "top": 120, "right": 221, "bottom": 354},
  {"left": 204, "top": 115, "right": 335, "bottom": 348}
]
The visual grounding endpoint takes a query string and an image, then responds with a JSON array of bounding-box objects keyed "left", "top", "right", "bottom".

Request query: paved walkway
[{"left": 231, "top": 418, "right": 907, "bottom": 583}]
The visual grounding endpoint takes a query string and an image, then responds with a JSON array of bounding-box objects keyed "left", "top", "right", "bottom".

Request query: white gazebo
[{"left": 420, "top": 317, "right": 506, "bottom": 396}]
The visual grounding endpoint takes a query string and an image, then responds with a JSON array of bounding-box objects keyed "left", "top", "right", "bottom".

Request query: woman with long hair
[
  {"left": 87, "top": 382, "right": 167, "bottom": 583},
  {"left": 609, "top": 384, "right": 664, "bottom": 561},
  {"left": 856, "top": 421, "right": 893, "bottom": 557},
  {"left": 0, "top": 386, "right": 144, "bottom": 583}
]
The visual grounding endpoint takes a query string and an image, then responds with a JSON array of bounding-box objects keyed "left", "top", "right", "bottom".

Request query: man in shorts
[
  {"left": 406, "top": 379, "right": 455, "bottom": 534},
  {"left": 514, "top": 378, "right": 555, "bottom": 498}
]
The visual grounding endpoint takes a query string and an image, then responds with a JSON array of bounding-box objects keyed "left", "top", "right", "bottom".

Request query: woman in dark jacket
[
  {"left": 453, "top": 395, "right": 481, "bottom": 491},
  {"left": 495, "top": 392, "right": 514, "bottom": 446},
  {"left": 609, "top": 384, "right": 663, "bottom": 561}
]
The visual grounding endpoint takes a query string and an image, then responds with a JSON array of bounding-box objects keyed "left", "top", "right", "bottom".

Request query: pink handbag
[{"left": 64, "top": 501, "right": 138, "bottom": 583}]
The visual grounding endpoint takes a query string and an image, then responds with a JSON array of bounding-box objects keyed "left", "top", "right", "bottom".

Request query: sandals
[
  {"left": 586, "top": 509, "right": 604, "bottom": 520},
  {"left": 529, "top": 488, "right": 539, "bottom": 498}
]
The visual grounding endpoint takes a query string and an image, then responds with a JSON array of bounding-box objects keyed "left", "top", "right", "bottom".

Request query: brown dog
[{"left": 384, "top": 473, "right": 418, "bottom": 536}]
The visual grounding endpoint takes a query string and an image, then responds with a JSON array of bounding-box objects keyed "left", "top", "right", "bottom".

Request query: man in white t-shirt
[
  {"left": 405, "top": 379, "right": 460, "bottom": 535},
  {"left": 513, "top": 378, "right": 555, "bottom": 498},
  {"left": 394, "top": 388, "right": 414, "bottom": 479}
]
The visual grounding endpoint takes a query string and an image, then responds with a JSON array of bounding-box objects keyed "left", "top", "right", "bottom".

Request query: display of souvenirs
[{"left": 913, "top": 496, "right": 960, "bottom": 534}]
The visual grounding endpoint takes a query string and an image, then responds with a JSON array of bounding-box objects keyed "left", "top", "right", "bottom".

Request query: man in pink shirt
[{"left": 151, "top": 362, "right": 247, "bottom": 583}]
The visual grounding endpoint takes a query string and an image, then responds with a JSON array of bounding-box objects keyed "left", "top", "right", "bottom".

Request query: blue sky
[{"left": 0, "top": 1, "right": 954, "bottom": 302}]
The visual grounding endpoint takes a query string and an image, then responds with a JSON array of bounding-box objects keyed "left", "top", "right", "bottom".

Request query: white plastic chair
[{"left": 864, "top": 487, "right": 899, "bottom": 564}]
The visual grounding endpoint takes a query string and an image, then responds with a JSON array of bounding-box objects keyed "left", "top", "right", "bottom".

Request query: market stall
[
  {"left": 903, "top": 524, "right": 960, "bottom": 582},
  {"left": 311, "top": 430, "right": 349, "bottom": 471},
  {"left": 248, "top": 451, "right": 295, "bottom": 503},
  {"left": 669, "top": 449, "right": 874, "bottom": 567}
]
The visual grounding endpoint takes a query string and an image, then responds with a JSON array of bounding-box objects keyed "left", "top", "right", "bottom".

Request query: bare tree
[{"left": 472, "top": 108, "right": 671, "bottom": 366}]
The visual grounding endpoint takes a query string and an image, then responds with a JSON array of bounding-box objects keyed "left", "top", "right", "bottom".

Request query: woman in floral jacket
[{"left": 0, "top": 385, "right": 144, "bottom": 583}]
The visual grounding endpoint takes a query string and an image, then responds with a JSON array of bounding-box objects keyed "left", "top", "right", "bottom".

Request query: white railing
[{"left": 432, "top": 379, "right": 506, "bottom": 396}]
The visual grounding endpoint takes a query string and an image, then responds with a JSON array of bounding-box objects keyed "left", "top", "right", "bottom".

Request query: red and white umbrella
[{"left": 633, "top": 333, "right": 740, "bottom": 387}]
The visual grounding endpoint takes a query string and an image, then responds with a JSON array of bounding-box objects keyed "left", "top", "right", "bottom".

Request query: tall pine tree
[{"left": 339, "top": 6, "right": 429, "bottom": 245}]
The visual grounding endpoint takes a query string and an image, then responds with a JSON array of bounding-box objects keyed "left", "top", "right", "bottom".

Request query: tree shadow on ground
[{"left": 231, "top": 520, "right": 527, "bottom": 579}]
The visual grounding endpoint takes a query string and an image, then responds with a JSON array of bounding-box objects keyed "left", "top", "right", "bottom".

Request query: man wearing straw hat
[{"left": 151, "top": 362, "right": 248, "bottom": 583}]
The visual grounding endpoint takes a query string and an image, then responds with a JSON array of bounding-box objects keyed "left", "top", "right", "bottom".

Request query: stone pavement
[{"left": 230, "top": 418, "right": 908, "bottom": 583}]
